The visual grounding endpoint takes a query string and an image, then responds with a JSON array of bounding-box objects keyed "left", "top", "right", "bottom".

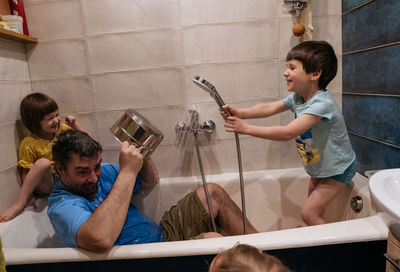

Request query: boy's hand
[
  {"left": 218, "top": 105, "right": 240, "bottom": 120},
  {"left": 224, "top": 116, "right": 249, "bottom": 134},
  {"left": 65, "top": 115, "right": 77, "bottom": 127}
]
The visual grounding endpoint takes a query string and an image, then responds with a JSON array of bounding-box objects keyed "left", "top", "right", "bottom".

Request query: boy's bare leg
[
  {"left": 0, "top": 158, "right": 53, "bottom": 222},
  {"left": 196, "top": 183, "right": 258, "bottom": 236},
  {"left": 301, "top": 177, "right": 347, "bottom": 226}
]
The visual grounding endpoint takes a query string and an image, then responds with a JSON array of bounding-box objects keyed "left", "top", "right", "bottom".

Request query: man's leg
[{"left": 196, "top": 183, "right": 257, "bottom": 235}]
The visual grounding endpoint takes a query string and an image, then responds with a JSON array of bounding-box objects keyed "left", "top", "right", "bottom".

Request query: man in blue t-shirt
[{"left": 48, "top": 130, "right": 257, "bottom": 252}]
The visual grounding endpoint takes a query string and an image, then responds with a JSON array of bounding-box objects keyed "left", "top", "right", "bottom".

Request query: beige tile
[
  {"left": 281, "top": 140, "right": 302, "bottom": 169},
  {"left": 182, "top": 21, "right": 278, "bottom": 64},
  {"left": 0, "top": 41, "right": 29, "bottom": 81},
  {"left": 312, "top": 0, "right": 341, "bottom": 16},
  {"left": 31, "top": 77, "right": 94, "bottom": 114},
  {"left": 88, "top": 30, "right": 181, "bottom": 74},
  {"left": 180, "top": 0, "right": 276, "bottom": 26},
  {"left": 0, "top": 124, "right": 19, "bottom": 171},
  {"left": 0, "top": 166, "right": 21, "bottom": 211},
  {"left": 183, "top": 60, "right": 280, "bottom": 104},
  {"left": 312, "top": 15, "right": 342, "bottom": 53},
  {"left": 0, "top": 82, "right": 31, "bottom": 124},
  {"left": 24, "top": 0, "right": 84, "bottom": 40},
  {"left": 26, "top": 39, "right": 88, "bottom": 80},
  {"left": 83, "top": 0, "right": 180, "bottom": 35},
  {"left": 278, "top": 18, "right": 302, "bottom": 59},
  {"left": 327, "top": 55, "right": 342, "bottom": 94},
  {"left": 67, "top": 112, "right": 99, "bottom": 141},
  {"left": 92, "top": 68, "right": 184, "bottom": 111},
  {"left": 150, "top": 143, "right": 195, "bottom": 178}
]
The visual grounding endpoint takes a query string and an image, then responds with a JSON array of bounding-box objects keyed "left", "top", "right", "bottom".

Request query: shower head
[
  {"left": 192, "top": 76, "right": 231, "bottom": 116},
  {"left": 192, "top": 76, "right": 217, "bottom": 95}
]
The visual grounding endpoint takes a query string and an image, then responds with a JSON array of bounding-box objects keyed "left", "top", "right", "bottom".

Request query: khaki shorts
[{"left": 160, "top": 190, "right": 220, "bottom": 241}]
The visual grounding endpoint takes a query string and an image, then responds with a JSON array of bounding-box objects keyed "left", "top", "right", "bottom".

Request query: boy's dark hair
[
  {"left": 20, "top": 93, "right": 59, "bottom": 136},
  {"left": 286, "top": 40, "right": 337, "bottom": 90},
  {"left": 52, "top": 130, "right": 102, "bottom": 171}
]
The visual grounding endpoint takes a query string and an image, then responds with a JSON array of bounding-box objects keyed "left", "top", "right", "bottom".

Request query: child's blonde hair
[{"left": 209, "top": 244, "right": 291, "bottom": 272}]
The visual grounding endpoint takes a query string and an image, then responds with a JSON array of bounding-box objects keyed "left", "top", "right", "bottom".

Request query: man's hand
[{"left": 119, "top": 141, "right": 143, "bottom": 176}]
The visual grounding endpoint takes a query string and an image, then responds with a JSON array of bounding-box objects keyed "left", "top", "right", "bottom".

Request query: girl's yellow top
[
  {"left": 0, "top": 236, "right": 5, "bottom": 272},
  {"left": 18, "top": 123, "right": 72, "bottom": 174}
]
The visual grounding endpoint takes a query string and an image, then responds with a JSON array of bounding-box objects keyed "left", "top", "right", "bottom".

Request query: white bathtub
[{"left": 0, "top": 167, "right": 388, "bottom": 267}]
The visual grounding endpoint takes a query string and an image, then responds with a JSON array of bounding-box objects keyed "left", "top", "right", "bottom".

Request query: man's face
[{"left": 57, "top": 153, "right": 102, "bottom": 199}]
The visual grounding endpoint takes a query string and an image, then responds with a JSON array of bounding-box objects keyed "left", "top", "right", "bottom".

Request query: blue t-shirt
[
  {"left": 47, "top": 163, "right": 163, "bottom": 248},
  {"left": 282, "top": 90, "right": 356, "bottom": 177}
]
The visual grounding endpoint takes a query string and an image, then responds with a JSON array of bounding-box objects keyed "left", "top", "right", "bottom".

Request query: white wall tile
[
  {"left": 183, "top": 21, "right": 278, "bottom": 64},
  {"left": 0, "top": 166, "right": 21, "bottom": 212},
  {"left": 312, "top": 15, "right": 342, "bottom": 54},
  {"left": 84, "top": 0, "right": 180, "bottom": 35},
  {"left": 92, "top": 68, "right": 184, "bottom": 111},
  {"left": 278, "top": 18, "right": 302, "bottom": 60},
  {"left": 0, "top": 41, "right": 29, "bottom": 81},
  {"left": 26, "top": 39, "right": 89, "bottom": 80},
  {"left": 0, "top": 82, "right": 31, "bottom": 124},
  {"left": 31, "top": 77, "right": 94, "bottom": 114},
  {"left": 312, "top": 0, "right": 341, "bottom": 16},
  {"left": 180, "top": 0, "right": 276, "bottom": 26},
  {"left": 24, "top": 0, "right": 84, "bottom": 40},
  {"left": 0, "top": 124, "right": 19, "bottom": 171},
  {"left": 183, "top": 60, "right": 280, "bottom": 104},
  {"left": 88, "top": 30, "right": 181, "bottom": 74},
  {"left": 69, "top": 112, "right": 99, "bottom": 141}
]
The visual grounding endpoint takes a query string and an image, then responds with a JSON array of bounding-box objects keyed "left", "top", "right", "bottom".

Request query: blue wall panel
[
  {"left": 343, "top": 0, "right": 400, "bottom": 53},
  {"left": 343, "top": 95, "right": 400, "bottom": 146},
  {"left": 343, "top": 44, "right": 400, "bottom": 95},
  {"left": 342, "top": 0, "right": 370, "bottom": 13},
  {"left": 349, "top": 134, "right": 400, "bottom": 174}
]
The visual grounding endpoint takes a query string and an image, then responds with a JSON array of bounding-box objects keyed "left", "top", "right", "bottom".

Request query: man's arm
[
  {"left": 76, "top": 142, "right": 143, "bottom": 252},
  {"left": 140, "top": 158, "right": 159, "bottom": 189}
]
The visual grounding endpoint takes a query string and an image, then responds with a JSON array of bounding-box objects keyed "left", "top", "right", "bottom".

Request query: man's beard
[{"left": 74, "top": 182, "right": 98, "bottom": 199}]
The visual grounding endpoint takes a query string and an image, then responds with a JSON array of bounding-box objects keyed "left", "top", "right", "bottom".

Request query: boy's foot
[{"left": 0, "top": 203, "right": 25, "bottom": 222}]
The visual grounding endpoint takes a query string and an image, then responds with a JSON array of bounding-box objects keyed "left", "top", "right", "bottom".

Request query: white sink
[{"left": 369, "top": 168, "right": 400, "bottom": 239}]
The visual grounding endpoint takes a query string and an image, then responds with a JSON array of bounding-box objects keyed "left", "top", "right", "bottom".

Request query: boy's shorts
[
  {"left": 160, "top": 190, "right": 220, "bottom": 241},
  {"left": 330, "top": 159, "right": 357, "bottom": 185}
]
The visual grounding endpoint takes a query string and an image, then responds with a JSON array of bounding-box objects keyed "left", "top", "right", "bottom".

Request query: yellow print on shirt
[{"left": 296, "top": 142, "right": 320, "bottom": 165}]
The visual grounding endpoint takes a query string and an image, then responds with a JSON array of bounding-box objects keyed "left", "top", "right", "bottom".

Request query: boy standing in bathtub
[{"left": 219, "top": 41, "right": 357, "bottom": 226}]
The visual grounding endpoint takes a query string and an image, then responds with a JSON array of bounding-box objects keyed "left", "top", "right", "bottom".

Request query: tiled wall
[
  {"left": 0, "top": 0, "right": 342, "bottom": 211},
  {"left": 0, "top": 40, "right": 31, "bottom": 210},
  {"left": 342, "top": 0, "right": 400, "bottom": 174}
]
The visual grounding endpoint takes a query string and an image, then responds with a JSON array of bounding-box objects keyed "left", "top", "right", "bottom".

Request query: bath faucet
[{"left": 175, "top": 110, "right": 216, "bottom": 137}]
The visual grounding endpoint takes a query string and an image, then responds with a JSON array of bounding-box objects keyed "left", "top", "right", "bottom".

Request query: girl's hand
[
  {"left": 224, "top": 116, "right": 249, "bottom": 134},
  {"left": 218, "top": 105, "right": 240, "bottom": 120},
  {"left": 65, "top": 115, "right": 77, "bottom": 128}
]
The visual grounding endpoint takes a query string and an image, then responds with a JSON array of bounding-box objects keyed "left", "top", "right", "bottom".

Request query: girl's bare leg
[
  {"left": 301, "top": 177, "right": 347, "bottom": 226},
  {"left": 0, "top": 158, "right": 53, "bottom": 222}
]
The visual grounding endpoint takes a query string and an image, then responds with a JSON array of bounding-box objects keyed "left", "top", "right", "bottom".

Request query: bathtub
[{"left": 0, "top": 167, "right": 388, "bottom": 271}]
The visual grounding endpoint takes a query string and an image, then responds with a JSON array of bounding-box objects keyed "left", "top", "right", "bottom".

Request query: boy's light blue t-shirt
[
  {"left": 282, "top": 90, "right": 356, "bottom": 177},
  {"left": 47, "top": 163, "right": 163, "bottom": 247}
]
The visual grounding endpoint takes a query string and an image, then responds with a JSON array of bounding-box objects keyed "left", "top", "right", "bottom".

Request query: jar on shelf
[{"left": 1, "top": 15, "right": 23, "bottom": 34}]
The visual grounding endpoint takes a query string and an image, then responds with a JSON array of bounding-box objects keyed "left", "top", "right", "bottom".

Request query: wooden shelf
[{"left": 0, "top": 27, "right": 37, "bottom": 43}]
